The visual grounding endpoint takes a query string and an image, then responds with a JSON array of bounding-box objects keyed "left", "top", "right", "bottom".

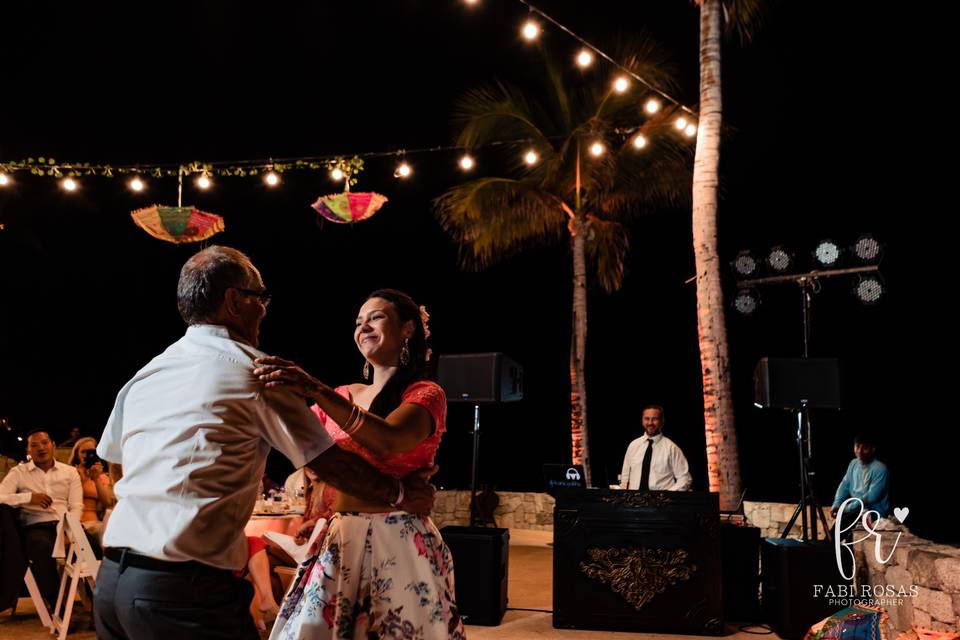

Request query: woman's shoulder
[{"left": 402, "top": 379, "right": 444, "bottom": 398}]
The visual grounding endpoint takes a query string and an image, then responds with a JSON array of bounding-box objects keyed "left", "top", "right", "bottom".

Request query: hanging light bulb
[
  {"left": 613, "top": 76, "right": 629, "bottom": 94},
  {"left": 0, "top": 173, "right": 9, "bottom": 186},
  {"left": 196, "top": 174, "right": 212, "bottom": 189},
  {"left": 684, "top": 123, "right": 698, "bottom": 137},
  {"left": 576, "top": 49, "right": 594, "bottom": 68},
  {"left": 675, "top": 116, "right": 688, "bottom": 130},
  {"left": 644, "top": 98, "right": 660, "bottom": 114},
  {"left": 128, "top": 177, "right": 145, "bottom": 192},
  {"left": 264, "top": 171, "right": 280, "bottom": 186},
  {"left": 459, "top": 155, "right": 475, "bottom": 171},
  {"left": 61, "top": 177, "right": 78, "bottom": 192},
  {"left": 632, "top": 134, "right": 647, "bottom": 149},
  {"left": 330, "top": 168, "right": 344, "bottom": 181},
  {"left": 524, "top": 149, "right": 539, "bottom": 165},
  {"left": 521, "top": 20, "right": 540, "bottom": 41},
  {"left": 589, "top": 142, "right": 605, "bottom": 157},
  {"left": 395, "top": 162, "right": 412, "bottom": 178}
]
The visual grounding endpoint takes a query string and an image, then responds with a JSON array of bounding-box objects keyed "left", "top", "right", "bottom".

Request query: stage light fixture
[
  {"left": 852, "top": 233, "right": 882, "bottom": 264},
  {"left": 766, "top": 245, "right": 793, "bottom": 273},
  {"left": 812, "top": 239, "right": 841, "bottom": 268},
  {"left": 732, "top": 250, "right": 760, "bottom": 279},
  {"left": 733, "top": 289, "right": 760, "bottom": 316},
  {"left": 854, "top": 275, "right": 884, "bottom": 305}
]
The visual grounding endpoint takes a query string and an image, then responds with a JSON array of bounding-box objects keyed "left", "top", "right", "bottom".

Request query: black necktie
[{"left": 639, "top": 439, "right": 654, "bottom": 490}]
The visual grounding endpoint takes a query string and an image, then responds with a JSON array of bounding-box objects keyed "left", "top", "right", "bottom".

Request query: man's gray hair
[{"left": 177, "top": 245, "right": 256, "bottom": 325}]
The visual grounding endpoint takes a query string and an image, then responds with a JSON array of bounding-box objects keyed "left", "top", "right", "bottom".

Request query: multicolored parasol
[
  {"left": 311, "top": 191, "right": 388, "bottom": 224},
  {"left": 131, "top": 205, "right": 225, "bottom": 244}
]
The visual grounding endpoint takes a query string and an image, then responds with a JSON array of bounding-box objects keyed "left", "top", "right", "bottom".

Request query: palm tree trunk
[
  {"left": 569, "top": 212, "right": 591, "bottom": 487},
  {"left": 693, "top": 0, "right": 742, "bottom": 510}
]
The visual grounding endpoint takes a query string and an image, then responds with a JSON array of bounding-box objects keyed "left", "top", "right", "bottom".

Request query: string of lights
[{"left": 0, "top": 1, "right": 699, "bottom": 195}]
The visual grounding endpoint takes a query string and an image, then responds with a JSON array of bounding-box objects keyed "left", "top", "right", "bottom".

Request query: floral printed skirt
[{"left": 270, "top": 511, "right": 466, "bottom": 640}]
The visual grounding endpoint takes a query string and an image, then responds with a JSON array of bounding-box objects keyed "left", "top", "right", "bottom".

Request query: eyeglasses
[{"left": 232, "top": 287, "right": 272, "bottom": 307}]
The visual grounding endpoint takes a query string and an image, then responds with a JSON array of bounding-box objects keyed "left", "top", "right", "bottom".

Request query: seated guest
[
  {"left": 68, "top": 437, "right": 116, "bottom": 555},
  {"left": 620, "top": 405, "right": 692, "bottom": 491},
  {"left": 0, "top": 430, "right": 83, "bottom": 608},
  {"left": 831, "top": 433, "right": 889, "bottom": 532}
]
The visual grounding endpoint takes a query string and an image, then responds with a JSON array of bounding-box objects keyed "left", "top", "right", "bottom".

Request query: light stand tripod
[
  {"left": 468, "top": 403, "right": 483, "bottom": 527},
  {"left": 779, "top": 277, "right": 832, "bottom": 541}
]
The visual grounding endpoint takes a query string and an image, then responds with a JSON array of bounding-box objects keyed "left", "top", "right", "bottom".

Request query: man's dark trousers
[{"left": 93, "top": 550, "right": 258, "bottom": 640}]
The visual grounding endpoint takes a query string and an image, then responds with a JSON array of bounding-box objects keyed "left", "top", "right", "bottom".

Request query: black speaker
[
  {"left": 437, "top": 353, "right": 523, "bottom": 403},
  {"left": 720, "top": 524, "right": 761, "bottom": 622},
  {"left": 440, "top": 526, "right": 509, "bottom": 625},
  {"left": 754, "top": 357, "right": 841, "bottom": 409},
  {"left": 761, "top": 538, "right": 846, "bottom": 639}
]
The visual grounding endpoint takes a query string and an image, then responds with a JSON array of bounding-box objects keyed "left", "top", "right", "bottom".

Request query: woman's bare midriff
[{"left": 332, "top": 492, "right": 394, "bottom": 513}]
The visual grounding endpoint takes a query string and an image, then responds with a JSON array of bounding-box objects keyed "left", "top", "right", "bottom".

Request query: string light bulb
[
  {"left": 613, "top": 76, "right": 629, "bottom": 93},
  {"left": 524, "top": 150, "right": 539, "bottom": 165},
  {"left": 0, "top": 173, "right": 9, "bottom": 186},
  {"left": 632, "top": 134, "right": 647, "bottom": 149},
  {"left": 522, "top": 20, "right": 540, "bottom": 41},
  {"left": 576, "top": 50, "right": 594, "bottom": 68},
  {"left": 128, "top": 177, "right": 145, "bottom": 192},
  {"left": 264, "top": 171, "right": 280, "bottom": 186},
  {"left": 459, "top": 155, "right": 475, "bottom": 171},
  {"left": 330, "top": 168, "right": 344, "bottom": 181},
  {"left": 61, "top": 177, "right": 78, "bottom": 192},
  {"left": 589, "top": 142, "right": 605, "bottom": 157},
  {"left": 675, "top": 117, "right": 688, "bottom": 130},
  {"left": 644, "top": 98, "right": 660, "bottom": 114},
  {"left": 395, "top": 162, "right": 412, "bottom": 178},
  {"left": 196, "top": 174, "right": 211, "bottom": 189},
  {"left": 684, "top": 123, "right": 698, "bottom": 137}
]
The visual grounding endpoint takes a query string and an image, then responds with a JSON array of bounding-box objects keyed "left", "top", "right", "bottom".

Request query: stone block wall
[{"left": 431, "top": 490, "right": 554, "bottom": 530}]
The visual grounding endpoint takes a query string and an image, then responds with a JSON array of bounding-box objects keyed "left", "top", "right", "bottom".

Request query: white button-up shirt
[
  {"left": 620, "top": 433, "right": 693, "bottom": 491},
  {"left": 0, "top": 460, "right": 83, "bottom": 526},
  {"left": 98, "top": 324, "right": 334, "bottom": 570}
]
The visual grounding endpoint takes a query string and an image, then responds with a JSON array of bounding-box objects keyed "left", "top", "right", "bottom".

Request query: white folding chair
[
  {"left": 49, "top": 512, "right": 100, "bottom": 638},
  {"left": 20, "top": 566, "right": 53, "bottom": 629}
]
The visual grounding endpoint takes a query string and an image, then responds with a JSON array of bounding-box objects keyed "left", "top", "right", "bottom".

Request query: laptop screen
[{"left": 542, "top": 464, "right": 587, "bottom": 492}]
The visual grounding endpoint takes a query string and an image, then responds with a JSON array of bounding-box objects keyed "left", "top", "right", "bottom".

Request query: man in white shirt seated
[
  {"left": 620, "top": 405, "right": 693, "bottom": 491},
  {"left": 93, "top": 246, "right": 436, "bottom": 640},
  {"left": 0, "top": 430, "right": 83, "bottom": 607}
]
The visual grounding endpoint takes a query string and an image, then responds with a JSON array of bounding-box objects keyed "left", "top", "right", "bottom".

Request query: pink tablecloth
[{"left": 244, "top": 514, "right": 302, "bottom": 538}]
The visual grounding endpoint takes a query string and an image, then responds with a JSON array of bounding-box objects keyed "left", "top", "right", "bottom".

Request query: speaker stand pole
[
  {"left": 781, "top": 400, "right": 833, "bottom": 541},
  {"left": 469, "top": 403, "right": 481, "bottom": 528}
]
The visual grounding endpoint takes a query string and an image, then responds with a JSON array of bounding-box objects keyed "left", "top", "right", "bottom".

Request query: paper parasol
[
  {"left": 311, "top": 192, "right": 388, "bottom": 224},
  {"left": 131, "top": 205, "right": 225, "bottom": 244}
]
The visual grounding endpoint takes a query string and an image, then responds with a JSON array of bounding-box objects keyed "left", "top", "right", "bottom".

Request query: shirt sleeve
[
  {"left": 668, "top": 443, "right": 693, "bottom": 491},
  {"left": 66, "top": 468, "right": 84, "bottom": 518},
  {"left": 258, "top": 388, "right": 335, "bottom": 469},
  {"left": 400, "top": 381, "right": 447, "bottom": 435},
  {"left": 0, "top": 467, "right": 30, "bottom": 506},
  {"left": 832, "top": 461, "right": 854, "bottom": 509},
  {"left": 620, "top": 441, "right": 635, "bottom": 488},
  {"left": 97, "top": 385, "right": 128, "bottom": 464}
]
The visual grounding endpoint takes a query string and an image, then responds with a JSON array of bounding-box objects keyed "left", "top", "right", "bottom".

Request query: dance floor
[{"left": 0, "top": 528, "right": 780, "bottom": 639}]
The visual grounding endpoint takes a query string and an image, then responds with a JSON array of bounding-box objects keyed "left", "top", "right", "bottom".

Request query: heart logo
[{"left": 894, "top": 507, "right": 909, "bottom": 523}]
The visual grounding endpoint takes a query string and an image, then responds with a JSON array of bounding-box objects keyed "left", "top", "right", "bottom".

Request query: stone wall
[
  {"left": 432, "top": 490, "right": 554, "bottom": 531},
  {"left": 853, "top": 519, "right": 960, "bottom": 633},
  {"left": 743, "top": 500, "right": 833, "bottom": 540}
]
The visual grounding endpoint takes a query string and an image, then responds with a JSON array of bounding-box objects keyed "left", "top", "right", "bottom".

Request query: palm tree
[
  {"left": 435, "top": 40, "right": 693, "bottom": 486},
  {"left": 693, "top": 0, "right": 762, "bottom": 509}
]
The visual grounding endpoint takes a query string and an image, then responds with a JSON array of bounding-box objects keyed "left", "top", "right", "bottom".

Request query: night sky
[{"left": 1, "top": 3, "right": 946, "bottom": 541}]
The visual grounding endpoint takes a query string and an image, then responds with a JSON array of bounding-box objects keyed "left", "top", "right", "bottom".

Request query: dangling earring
[
  {"left": 363, "top": 360, "right": 371, "bottom": 380},
  {"left": 400, "top": 338, "right": 410, "bottom": 366}
]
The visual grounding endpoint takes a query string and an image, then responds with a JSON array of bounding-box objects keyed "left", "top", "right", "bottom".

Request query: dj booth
[{"left": 552, "top": 488, "right": 724, "bottom": 635}]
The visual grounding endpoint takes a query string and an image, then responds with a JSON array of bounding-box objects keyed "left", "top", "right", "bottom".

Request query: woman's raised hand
[{"left": 254, "top": 356, "right": 321, "bottom": 398}]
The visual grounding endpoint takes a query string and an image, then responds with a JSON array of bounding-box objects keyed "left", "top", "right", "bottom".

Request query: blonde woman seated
[{"left": 68, "top": 437, "right": 116, "bottom": 554}]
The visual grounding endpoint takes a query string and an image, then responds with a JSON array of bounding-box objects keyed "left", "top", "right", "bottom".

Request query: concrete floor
[{"left": 0, "top": 529, "right": 779, "bottom": 640}]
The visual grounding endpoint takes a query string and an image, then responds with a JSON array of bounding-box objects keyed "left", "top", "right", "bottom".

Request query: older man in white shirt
[
  {"left": 93, "top": 246, "right": 436, "bottom": 640},
  {"left": 620, "top": 405, "right": 692, "bottom": 491},
  {"left": 0, "top": 430, "right": 83, "bottom": 606}
]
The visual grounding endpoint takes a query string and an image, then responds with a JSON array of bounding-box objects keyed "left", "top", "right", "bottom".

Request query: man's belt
[{"left": 104, "top": 547, "right": 229, "bottom": 574}]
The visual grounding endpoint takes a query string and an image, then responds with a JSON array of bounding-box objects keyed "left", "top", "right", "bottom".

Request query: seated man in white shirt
[
  {"left": 620, "top": 405, "right": 693, "bottom": 491},
  {"left": 0, "top": 430, "right": 83, "bottom": 607},
  {"left": 93, "top": 246, "right": 437, "bottom": 640}
]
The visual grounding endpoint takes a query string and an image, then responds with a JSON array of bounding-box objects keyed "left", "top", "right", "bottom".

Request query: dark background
[{"left": 1, "top": 3, "right": 946, "bottom": 540}]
